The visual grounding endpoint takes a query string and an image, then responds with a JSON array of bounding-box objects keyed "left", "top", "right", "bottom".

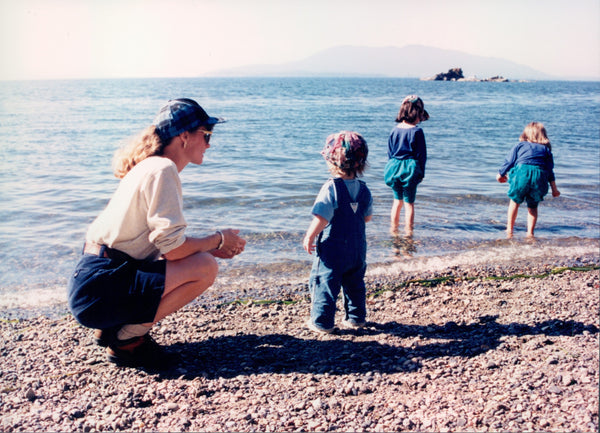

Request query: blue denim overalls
[{"left": 309, "top": 178, "right": 370, "bottom": 329}]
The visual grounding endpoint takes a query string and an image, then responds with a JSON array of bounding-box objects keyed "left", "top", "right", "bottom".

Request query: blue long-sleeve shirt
[
  {"left": 498, "top": 141, "right": 555, "bottom": 182},
  {"left": 387, "top": 125, "right": 427, "bottom": 176}
]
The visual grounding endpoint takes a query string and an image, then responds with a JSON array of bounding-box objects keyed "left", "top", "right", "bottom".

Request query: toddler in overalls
[{"left": 303, "top": 131, "right": 373, "bottom": 333}]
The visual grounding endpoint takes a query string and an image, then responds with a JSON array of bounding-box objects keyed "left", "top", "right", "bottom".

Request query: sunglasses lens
[{"left": 204, "top": 133, "right": 211, "bottom": 143}]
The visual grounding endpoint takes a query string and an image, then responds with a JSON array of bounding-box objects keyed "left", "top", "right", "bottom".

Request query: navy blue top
[
  {"left": 387, "top": 125, "right": 427, "bottom": 176},
  {"left": 312, "top": 178, "right": 373, "bottom": 223},
  {"left": 498, "top": 141, "right": 555, "bottom": 182},
  {"left": 318, "top": 178, "right": 371, "bottom": 265}
]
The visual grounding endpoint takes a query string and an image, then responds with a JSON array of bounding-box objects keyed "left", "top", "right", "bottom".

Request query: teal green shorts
[
  {"left": 507, "top": 164, "right": 549, "bottom": 208},
  {"left": 384, "top": 158, "right": 423, "bottom": 203}
]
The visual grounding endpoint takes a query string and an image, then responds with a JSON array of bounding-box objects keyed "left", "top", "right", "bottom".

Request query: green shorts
[
  {"left": 507, "top": 164, "right": 549, "bottom": 208},
  {"left": 384, "top": 158, "right": 423, "bottom": 203}
]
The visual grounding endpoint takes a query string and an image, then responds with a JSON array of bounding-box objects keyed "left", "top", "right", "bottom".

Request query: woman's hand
[
  {"left": 211, "top": 228, "right": 246, "bottom": 259},
  {"left": 496, "top": 173, "right": 507, "bottom": 183}
]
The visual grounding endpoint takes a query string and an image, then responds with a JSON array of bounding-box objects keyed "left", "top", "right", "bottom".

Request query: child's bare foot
[
  {"left": 506, "top": 231, "right": 513, "bottom": 239},
  {"left": 391, "top": 234, "right": 401, "bottom": 256},
  {"left": 403, "top": 236, "right": 417, "bottom": 256},
  {"left": 392, "top": 235, "right": 416, "bottom": 257}
]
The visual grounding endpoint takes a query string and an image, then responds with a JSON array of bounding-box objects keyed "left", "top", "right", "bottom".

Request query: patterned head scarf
[{"left": 321, "top": 131, "right": 368, "bottom": 171}]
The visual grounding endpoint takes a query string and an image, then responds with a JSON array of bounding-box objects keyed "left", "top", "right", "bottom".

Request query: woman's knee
[
  {"left": 166, "top": 252, "right": 219, "bottom": 291},
  {"left": 193, "top": 252, "right": 219, "bottom": 284}
]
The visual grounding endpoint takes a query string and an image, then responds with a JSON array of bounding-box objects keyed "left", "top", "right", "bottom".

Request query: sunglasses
[{"left": 199, "top": 129, "right": 212, "bottom": 143}]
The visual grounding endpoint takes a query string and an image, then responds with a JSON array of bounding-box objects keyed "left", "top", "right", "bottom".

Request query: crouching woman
[{"left": 67, "top": 98, "right": 246, "bottom": 369}]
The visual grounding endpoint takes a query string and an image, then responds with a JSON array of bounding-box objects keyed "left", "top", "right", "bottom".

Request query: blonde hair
[
  {"left": 326, "top": 161, "right": 349, "bottom": 178},
  {"left": 519, "top": 122, "right": 551, "bottom": 150},
  {"left": 112, "top": 126, "right": 166, "bottom": 179}
]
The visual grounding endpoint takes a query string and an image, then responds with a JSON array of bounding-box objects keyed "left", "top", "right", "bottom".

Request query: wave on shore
[{"left": 1, "top": 236, "right": 597, "bottom": 319}]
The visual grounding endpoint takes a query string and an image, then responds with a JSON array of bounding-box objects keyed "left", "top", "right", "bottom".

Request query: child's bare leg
[
  {"left": 526, "top": 206, "right": 538, "bottom": 238},
  {"left": 404, "top": 202, "right": 415, "bottom": 237},
  {"left": 390, "top": 199, "right": 403, "bottom": 235},
  {"left": 506, "top": 200, "right": 519, "bottom": 239}
]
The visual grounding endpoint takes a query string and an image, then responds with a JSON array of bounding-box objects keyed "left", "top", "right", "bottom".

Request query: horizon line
[{"left": 1, "top": 75, "right": 599, "bottom": 83}]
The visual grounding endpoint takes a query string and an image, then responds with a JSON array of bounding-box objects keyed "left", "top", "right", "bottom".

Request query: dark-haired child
[{"left": 384, "top": 95, "right": 429, "bottom": 254}]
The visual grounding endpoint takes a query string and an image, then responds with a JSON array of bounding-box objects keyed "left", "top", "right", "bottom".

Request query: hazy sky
[{"left": 1, "top": 0, "right": 599, "bottom": 80}]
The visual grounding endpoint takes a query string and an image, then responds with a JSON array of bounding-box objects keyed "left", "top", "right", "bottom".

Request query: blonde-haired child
[{"left": 497, "top": 121, "right": 560, "bottom": 238}]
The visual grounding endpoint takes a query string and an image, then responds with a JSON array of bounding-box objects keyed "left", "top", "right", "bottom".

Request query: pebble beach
[{"left": 1, "top": 252, "right": 598, "bottom": 432}]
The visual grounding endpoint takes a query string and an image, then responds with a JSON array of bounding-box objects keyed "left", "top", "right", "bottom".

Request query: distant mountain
[{"left": 208, "top": 45, "right": 553, "bottom": 80}]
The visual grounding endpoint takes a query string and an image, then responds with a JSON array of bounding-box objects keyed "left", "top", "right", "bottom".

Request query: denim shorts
[
  {"left": 507, "top": 164, "right": 549, "bottom": 208},
  {"left": 384, "top": 158, "right": 423, "bottom": 203},
  {"left": 67, "top": 245, "right": 166, "bottom": 329}
]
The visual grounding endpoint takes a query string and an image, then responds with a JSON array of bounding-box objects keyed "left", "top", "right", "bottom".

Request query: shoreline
[
  {"left": 1, "top": 238, "right": 598, "bottom": 320},
  {"left": 1, "top": 254, "right": 598, "bottom": 432},
  {"left": 1, "top": 236, "right": 598, "bottom": 319}
]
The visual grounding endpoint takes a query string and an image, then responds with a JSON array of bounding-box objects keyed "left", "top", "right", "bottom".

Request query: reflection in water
[{"left": 392, "top": 234, "right": 418, "bottom": 258}]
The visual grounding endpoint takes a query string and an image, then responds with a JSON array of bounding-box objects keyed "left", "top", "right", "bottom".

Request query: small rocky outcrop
[
  {"left": 432, "top": 67, "right": 464, "bottom": 81},
  {"left": 483, "top": 75, "right": 509, "bottom": 82},
  {"left": 459, "top": 75, "right": 509, "bottom": 82},
  {"left": 422, "top": 67, "right": 509, "bottom": 82}
]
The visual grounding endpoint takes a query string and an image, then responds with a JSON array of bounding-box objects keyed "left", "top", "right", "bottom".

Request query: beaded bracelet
[{"left": 215, "top": 230, "right": 225, "bottom": 250}]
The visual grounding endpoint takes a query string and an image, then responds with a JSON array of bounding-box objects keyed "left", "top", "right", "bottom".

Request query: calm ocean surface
[{"left": 1, "top": 77, "right": 599, "bottom": 314}]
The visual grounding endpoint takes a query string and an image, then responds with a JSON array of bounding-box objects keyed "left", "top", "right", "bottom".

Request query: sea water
[{"left": 0, "top": 77, "right": 598, "bottom": 314}]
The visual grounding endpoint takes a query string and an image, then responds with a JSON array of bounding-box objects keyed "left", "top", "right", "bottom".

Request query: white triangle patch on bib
[{"left": 350, "top": 202, "right": 359, "bottom": 213}]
